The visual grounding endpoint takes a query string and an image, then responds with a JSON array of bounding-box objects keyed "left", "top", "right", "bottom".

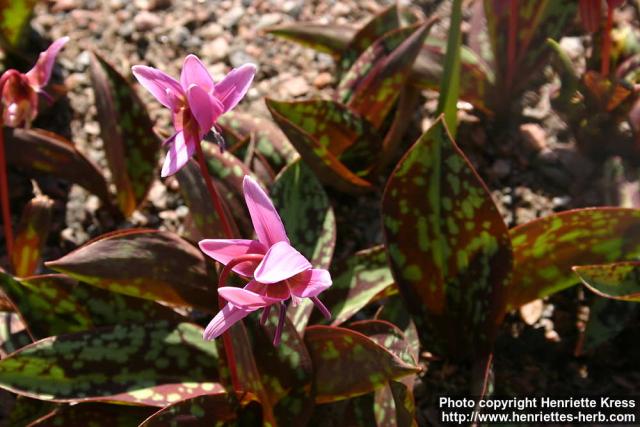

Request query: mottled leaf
[
  {"left": 225, "top": 320, "right": 277, "bottom": 425},
  {"left": 0, "top": 273, "right": 185, "bottom": 341},
  {"left": 382, "top": 118, "right": 513, "bottom": 359},
  {"left": 347, "top": 320, "right": 416, "bottom": 367},
  {"left": 483, "top": 0, "right": 578, "bottom": 106},
  {"left": 0, "top": 322, "right": 224, "bottom": 406},
  {"left": 337, "top": 22, "right": 432, "bottom": 129},
  {"left": 0, "top": 272, "right": 91, "bottom": 339},
  {"left": 89, "top": 52, "right": 160, "bottom": 217},
  {"left": 245, "top": 312, "right": 314, "bottom": 425},
  {"left": 31, "top": 403, "right": 155, "bottom": 426},
  {"left": 375, "top": 295, "right": 420, "bottom": 367},
  {"left": 317, "top": 246, "right": 394, "bottom": 327},
  {"left": 583, "top": 297, "right": 637, "bottom": 352},
  {"left": 46, "top": 229, "right": 217, "bottom": 312},
  {"left": 266, "top": 98, "right": 373, "bottom": 193},
  {"left": 339, "top": 4, "right": 400, "bottom": 74},
  {"left": 12, "top": 195, "right": 53, "bottom": 277},
  {"left": 348, "top": 321, "right": 418, "bottom": 426},
  {"left": 140, "top": 392, "right": 262, "bottom": 427},
  {"left": 304, "top": 325, "right": 419, "bottom": 404},
  {"left": 0, "top": 0, "right": 38, "bottom": 46},
  {"left": 5, "top": 128, "right": 110, "bottom": 205},
  {"left": 265, "top": 24, "right": 354, "bottom": 56},
  {"left": 508, "top": 208, "right": 640, "bottom": 311},
  {"left": 176, "top": 159, "right": 239, "bottom": 242},
  {"left": 272, "top": 160, "right": 336, "bottom": 332},
  {"left": 202, "top": 141, "right": 255, "bottom": 237},
  {"left": 375, "top": 87, "right": 422, "bottom": 174},
  {"left": 218, "top": 111, "right": 297, "bottom": 172},
  {"left": 574, "top": 261, "right": 640, "bottom": 301},
  {"left": 272, "top": 160, "right": 336, "bottom": 269}
]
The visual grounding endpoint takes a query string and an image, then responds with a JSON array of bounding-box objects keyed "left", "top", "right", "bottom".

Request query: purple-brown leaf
[
  {"left": 5, "top": 128, "right": 110, "bottom": 205},
  {"left": 45, "top": 229, "right": 217, "bottom": 312},
  {"left": 304, "top": 325, "right": 419, "bottom": 404},
  {"left": 11, "top": 195, "right": 53, "bottom": 277},
  {"left": 89, "top": 52, "right": 160, "bottom": 217}
]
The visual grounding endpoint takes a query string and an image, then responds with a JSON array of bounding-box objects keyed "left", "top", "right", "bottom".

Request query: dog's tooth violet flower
[
  {"left": 0, "top": 36, "right": 69, "bottom": 128},
  {"left": 132, "top": 55, "right": 256, "bottom": 177},
  {"left": 199, "top": 175, "right": 332, "bottom": 345}
]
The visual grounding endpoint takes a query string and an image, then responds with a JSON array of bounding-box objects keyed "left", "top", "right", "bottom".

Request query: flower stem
[
  {"left": 194, "top": 141, "right": 234, "bottom": 239},
  {"left": 194, "top": 140, "right": 240, "bottom": 392},
  {"left": 0, "top": 129, "right": 13, "bottom": 265}
]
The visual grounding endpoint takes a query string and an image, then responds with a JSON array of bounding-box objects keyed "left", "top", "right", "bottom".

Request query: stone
[
  {"left": 203, "top": 37, "right": 230, "bottom": 62},
  {"left": 519, "top": 123, "right": 547, "bottom": 153},
  {"left": 134, "top": 11, "right": 162, "bottom": 32},
  {"left": 285, "top": 76, "right": 309, "bottom": 97},
  {"left": 219, "top": 6, "right": 244, "bottom": 28},
  {"left": 313, "top": 72, "right": 332, "bottom": 88}
]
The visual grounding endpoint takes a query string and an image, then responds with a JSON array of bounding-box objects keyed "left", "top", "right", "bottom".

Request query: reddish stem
[
  {"left": 601, "top": 4, "right": 614, "bottom": 76},
  {"left": 0, "top": 129, "right": 13, "bottom": 265},
  {"left": 506, "top": 0, "right": 518, "bottom": 90},
  {"left": 194, "top": 141, "right": 234, "bottom": 239},
  {"left": 194, "top": 141, "right": 240, "bottom": 392}
]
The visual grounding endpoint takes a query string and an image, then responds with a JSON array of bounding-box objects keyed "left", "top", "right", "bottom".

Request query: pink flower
[
  {"left": 131, "top": 55, "right": 256, "bottom": 177},
  {"left": 199, "top": 175, "right": 332, "bottom": 344},
  {"left": 0, "top": 37, "right": 69, "bottom": 128}
]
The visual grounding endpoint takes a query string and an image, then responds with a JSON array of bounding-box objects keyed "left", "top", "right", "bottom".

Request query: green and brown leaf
[{"left": 382, "top": 118, "right": 513, "bottom": 359}]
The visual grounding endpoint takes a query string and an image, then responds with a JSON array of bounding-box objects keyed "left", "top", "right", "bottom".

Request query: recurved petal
[
  {"left": 254, "top": 241, "right": 311, "bottom": 284},
  {"left": 181, "top": 54, "right": 215, "bottom": 94},
  {"left": 198, "top": 239, "right": 266, "bottom": 277},
  {"left": 26, "top": 36, "right": 69, "bottom": 89},
  {"left": 288, "top": 268, "right": 332, "bottom": 298},
  {"left": 218, "top": 281, "right": 289, "bottom": 310},
  {"left": 214, "top": 63, "right": 257, "bottom": 113},
  {"left": 203, "top": 304, "right": 252, "bottom": 340},
  {"left": 187, "top": 84, "right": 224, "bottom": 135},
  {"left": 161, "top": 131, "right": 195, "bottom": 177},
  {"left": 242, "top": 175, "right": 289, "bottom": 246},
  {"left": 132, "top": 65, "right": 184, "bottom": 110}
]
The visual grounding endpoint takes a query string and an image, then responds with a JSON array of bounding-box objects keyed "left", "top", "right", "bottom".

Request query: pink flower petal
[
  {"left": 25, "top": 36, "right": 69, "bottom": 89},
  {"left": 186, "top": 84, "right": 224, "bottom": 136},
  {"left": 202, "top": 303, "right": 252, "bottom": 340},
  {"left": 254, "top": 241, "right": 311, "bottom": 284},
  {"left": 198, "top": 239, "right": 266, "bottom": 277},
  {"left": 161, "top": 131, "right": 195, "bottom": 177},
  {"left": 180, "top": 55, "right": 215, "bottom": 94},
  {"left": 288, "top": 268, "right": 332, "bottom": 298},
  {"left": 214, "top": 63, "right": 257, "bottom": 113},
  {"left": 218, "top": 284, "right": 288, "bottom": 310},
  {"left": 242, "top": 175, "right": 289, "bottom": 246},
  {"left": 132, "top": 65, "right": 184, "bottom": 111}
]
